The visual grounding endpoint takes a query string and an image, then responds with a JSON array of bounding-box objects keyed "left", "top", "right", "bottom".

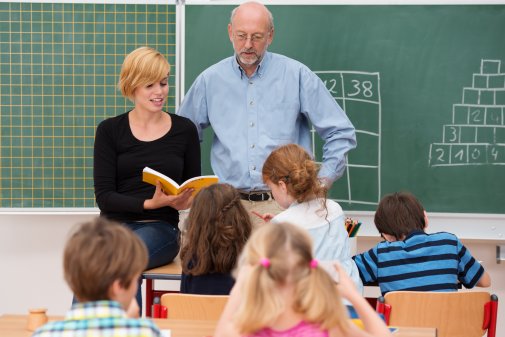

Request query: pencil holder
[{"left": 27, "top": 308, "right": 48, "bottom": 331}]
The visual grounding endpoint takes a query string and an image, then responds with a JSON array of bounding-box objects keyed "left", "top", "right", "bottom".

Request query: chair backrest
[
  {"left": 159, "top": 293, "right": 229, "bottom": 320},
  {"left": 377, "top": 291, "right": 498, "bottom": 337}
]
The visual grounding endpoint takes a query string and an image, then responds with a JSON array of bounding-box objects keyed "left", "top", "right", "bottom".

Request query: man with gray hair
[{"left": 178, "top": 1, "right": 356, "bottom": 224}]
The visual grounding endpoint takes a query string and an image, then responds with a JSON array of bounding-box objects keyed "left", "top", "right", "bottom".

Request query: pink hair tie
[
  {"left": 310, "top": 259, "right": 318, "bottom": 269},
  {"left": 259, "top": 258, "right": 271, "bottom": 268}
]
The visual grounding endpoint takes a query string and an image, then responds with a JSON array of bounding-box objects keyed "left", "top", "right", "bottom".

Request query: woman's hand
[{"left": 144, "top": 181, "right": 194, "bottom": 210}]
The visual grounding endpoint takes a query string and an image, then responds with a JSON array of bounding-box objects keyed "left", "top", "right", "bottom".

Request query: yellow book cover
[{"left": 142, "top": 166, "right": 218, "bottom": 196}]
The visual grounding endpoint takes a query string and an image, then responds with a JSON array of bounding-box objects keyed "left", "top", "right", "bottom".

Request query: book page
[
  {"left": 179, "top": 176, "right": 219, "bottom": 194},
  {"left": 143, "top": 167, "right": 218, "bottom": 195},
  {"left": 142, "top": 167, "right": 180, "bottom": 195}
]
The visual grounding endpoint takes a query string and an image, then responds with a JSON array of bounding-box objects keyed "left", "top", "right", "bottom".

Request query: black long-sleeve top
[{"left": 93, "top": 111, "right": 201, "bottom": 225}]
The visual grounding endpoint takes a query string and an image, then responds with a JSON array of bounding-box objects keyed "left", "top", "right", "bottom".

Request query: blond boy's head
[{"left": 63, "top": 217, "right": 147, "bottom": 304}]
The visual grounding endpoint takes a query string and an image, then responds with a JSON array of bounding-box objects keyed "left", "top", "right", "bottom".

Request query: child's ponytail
[
  {"left": 233, "top": 222, "right": 349, "bottom": 335},
  {"left": 294, "top": 260, "right": 349, "bottom": 333},
  {"left": 234, "top": 258, "right": 285, "bottom": 334}
]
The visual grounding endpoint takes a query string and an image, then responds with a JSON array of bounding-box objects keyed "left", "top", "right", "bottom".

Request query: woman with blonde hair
[
  {"left": 215, "top": 222, "right": 391, "bottom": 337},
  {"left": 93, "top": 46, "right": 200, "bottom": 310}
]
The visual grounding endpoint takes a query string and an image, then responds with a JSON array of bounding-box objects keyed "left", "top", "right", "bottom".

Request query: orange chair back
[
  {"left": 377, "top": 291, "right": 498, "bottom": 337},
  {"left": 159, "top": 293, "right": 229, "bottom": 320}
]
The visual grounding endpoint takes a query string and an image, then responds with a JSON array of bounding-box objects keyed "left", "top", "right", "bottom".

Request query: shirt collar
[
  {"left": 404, "top": 230, "right": 426, "bottom": 240},
  {"left": 232, "top": 51, "right": 270, "bottom": 79},
  {"left": 66, "top": 300, "right": 126, "bottom": 320}
]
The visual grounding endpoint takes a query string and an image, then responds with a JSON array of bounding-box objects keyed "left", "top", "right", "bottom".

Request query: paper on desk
[{"left": 161, "top": 329, "right": 171, "bottom": 337}]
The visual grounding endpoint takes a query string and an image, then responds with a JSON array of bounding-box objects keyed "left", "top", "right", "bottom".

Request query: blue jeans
[{"left": 124, "top": 220, "right": 180, "bottom": 313}]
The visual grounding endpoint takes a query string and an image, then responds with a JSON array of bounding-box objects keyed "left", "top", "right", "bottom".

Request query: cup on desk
[{"left": 26, "top": 308, "right": 48, "bottom": 331}]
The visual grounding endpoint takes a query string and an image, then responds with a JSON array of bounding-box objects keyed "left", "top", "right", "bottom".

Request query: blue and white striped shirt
[
  {"left": 353, "top": 231, "right": 485, "bottom": 295},
  {"left": 32, "top": 300, "right": 161, "bottom": 337}
]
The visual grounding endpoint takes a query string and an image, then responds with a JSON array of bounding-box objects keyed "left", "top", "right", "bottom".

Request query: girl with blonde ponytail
[
  {"left": 214, "top": 222, "right": 392, "bottom": 337},
  {"left": 257, "top": 144, "right": 362, "bottom": 291}
]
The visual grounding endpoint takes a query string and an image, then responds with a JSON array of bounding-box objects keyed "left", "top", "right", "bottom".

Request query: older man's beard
[{"left": 238, "top": 48, "right": 263, "bottom": 67}]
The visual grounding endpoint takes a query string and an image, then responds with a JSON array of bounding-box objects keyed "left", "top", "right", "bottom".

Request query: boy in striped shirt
[{"left": 353, "top": 192, "right": 491, "bottom": 295}]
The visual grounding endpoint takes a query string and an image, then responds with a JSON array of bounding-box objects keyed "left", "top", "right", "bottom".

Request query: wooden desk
[
  {"left": 0, "top": 314, "right": 436, "bottom": 337},
  {"left": 153, "top": 318, "right": 215, "bottom": 336},
  {"left": 0, "top": 315, "right": 62, "bottom": 337},
  {"left": 0, "top": 315, "right": 213, "bottom": 337}
]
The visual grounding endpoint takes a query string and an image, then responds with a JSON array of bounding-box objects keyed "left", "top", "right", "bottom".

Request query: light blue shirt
[
  {"left": 178, "top": 52, "right": 356, "bottom": 191},
  {"left": 272, "top": 198, "right": 363, "bottom": 292}
]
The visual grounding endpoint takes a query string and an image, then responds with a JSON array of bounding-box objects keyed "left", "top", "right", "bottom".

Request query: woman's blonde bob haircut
[
  {"left": 118, "top": 46, "right": 170, "bottom": 101},
  {"left": 234, "top": 222, "right": 349, "bottom": 335}
]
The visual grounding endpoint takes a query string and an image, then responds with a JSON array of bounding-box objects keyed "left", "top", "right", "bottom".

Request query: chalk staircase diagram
[
  {"left": 429, "top": 59, "right": 505, "bottom": 166},
  {"left": 314, "top": 71, "right": 381, "bottom": 206}
]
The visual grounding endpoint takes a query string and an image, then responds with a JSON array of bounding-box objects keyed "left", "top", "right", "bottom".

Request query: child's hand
[
  {"left": 333, "top": 262, "right": 359, "bottom": 300},
  {"left": 332, "top": 263, "right": 393, "bottom": 337},
  {"left": 251, "top": 210, "right": 274, "bottom": 222}
]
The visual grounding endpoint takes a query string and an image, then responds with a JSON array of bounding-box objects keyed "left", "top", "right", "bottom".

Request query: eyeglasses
[{"left": 233, "top": 32, "right": 268, "bottom": 43}]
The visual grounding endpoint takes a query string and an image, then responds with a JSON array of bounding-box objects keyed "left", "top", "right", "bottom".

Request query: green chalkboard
[
  {"left": 185, "top": 5, "right": 505, "bottom": 214},
  {"left": 0, "top": 2, "right": 176, "bottom": 207}
]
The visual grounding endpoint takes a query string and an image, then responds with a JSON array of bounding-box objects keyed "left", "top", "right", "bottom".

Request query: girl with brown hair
[{"left": 180, "top": 183, "right": 253, "bottom": 294}]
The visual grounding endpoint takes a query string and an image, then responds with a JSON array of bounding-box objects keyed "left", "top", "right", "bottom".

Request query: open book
[{"left": 142, "top": 166, "right": 218, "bottom": 196}]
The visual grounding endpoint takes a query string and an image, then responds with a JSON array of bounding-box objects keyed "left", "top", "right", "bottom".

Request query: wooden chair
[
  {"left": 376, "top": 291, "right": 498, "bottom": 337},
  {"left": 142, "top": 258, "right": 182, "bottom": 317},
  {"left": 156, "top": 293, "right": 229, "bottom": 320}
]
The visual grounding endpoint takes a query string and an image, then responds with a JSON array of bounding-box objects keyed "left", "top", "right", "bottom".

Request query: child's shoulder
[
  {"left": 421, "top": 231, "right": 459, "bottom": 241},
  {"left": 32, "top": 317, "right": 160, "bottom": 336},
  {"left": 98, "top": 316, "right": 162, "bottom": 335},
  {"left": 125, "top": 316, "right": 160, "bottom": 327},
  {"left": 402, "top": 230, "right": 459, "bottom": 242},
  {"left": 295, "top": 198, "right": 343, "bottom": 217},
  {"left": 325, "top": 199, "right": 343, "bottom": 213},
  {"left": 375, "top": 231, "right": 459, "bottom": 249}
]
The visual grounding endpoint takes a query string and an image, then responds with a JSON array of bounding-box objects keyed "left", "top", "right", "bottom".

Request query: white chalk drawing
[
  {"left": 429, "top": 59, "right": 505, "bottom": 166},
  {"left": 314, "top": 71, "right": 381, "bottom": 206}
]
